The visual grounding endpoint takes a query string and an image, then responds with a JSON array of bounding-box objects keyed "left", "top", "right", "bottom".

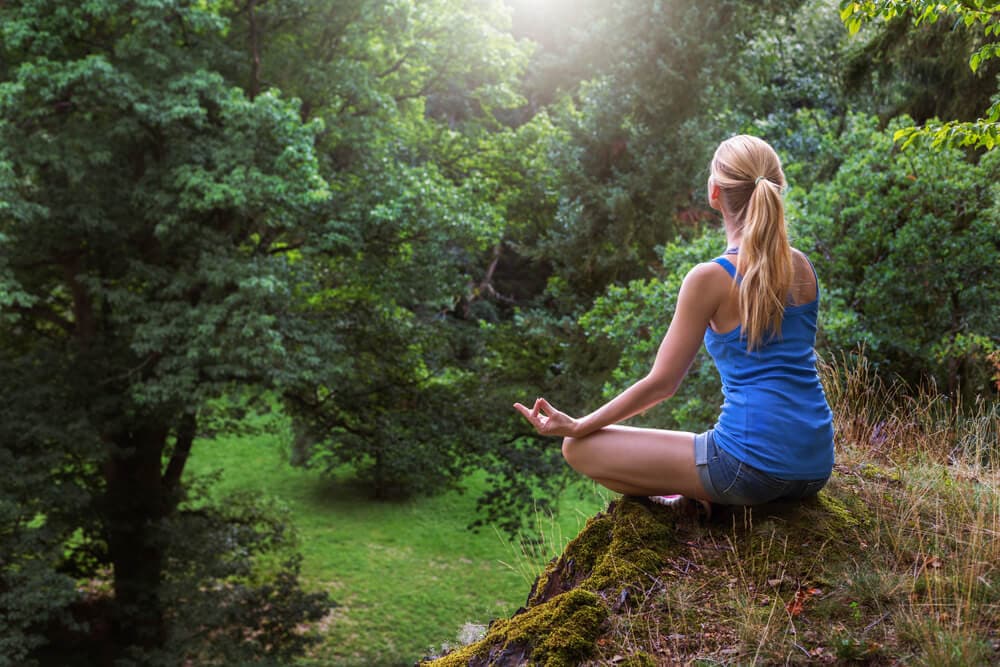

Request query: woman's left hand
[{"left": 513, "top": 397, "right": 580, "bottom": 438}]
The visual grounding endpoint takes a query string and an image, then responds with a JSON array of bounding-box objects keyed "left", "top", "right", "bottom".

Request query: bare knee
[
  {"left": 561, "top": 436, "right": 575, "bottom": 463},
  {"left": 561, "top": 436, "right": 586, "bottom": 473}
]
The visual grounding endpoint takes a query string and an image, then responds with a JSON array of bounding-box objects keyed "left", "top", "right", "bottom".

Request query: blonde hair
[{"left": 710, "top": 135, "right": 792, "bottom": 350}]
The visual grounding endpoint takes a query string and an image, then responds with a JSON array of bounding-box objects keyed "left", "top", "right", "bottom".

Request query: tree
[
  {"left": 789, "top": 113, "right": 1000, "bottom": 395},
  {"left": 577, "top": 231, "right": 726, "bottom": 432},
  {"left": 0, "top": 1, "right": 332, "bottom": 661},
  {"left": 234, "top": 0, "right": 574, "bottom": 507},
  {"left": 516, "top": 0, "right": 808, "bottom": 303},
  {"left": 839, "top": 0, "right": 1000, "bottom": 149}
]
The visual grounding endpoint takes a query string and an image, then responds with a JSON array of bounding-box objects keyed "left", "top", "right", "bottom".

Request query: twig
[{"left": 863, "top": 612, "right": 891, "bottom": 634}]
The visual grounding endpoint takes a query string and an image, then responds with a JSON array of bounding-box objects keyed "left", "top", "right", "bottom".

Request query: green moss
[
  {"left": 526, "top": 511, "right": 615, "bottom": 606},
  {"left": 584, "top": 498, "right": 673, "bottom": 590},
  {"left": 859, "top": 462, "right": 901, "bottom": 483},
  {"left": 815, "top": 491, "right": 860, "bottom": 527},
  {"left": 812, "top": 484, "right": 876, "bottom": 533},
  {"left": 508, "top": 589, "right": 608, "bottom": 666},
  {"left": 426, "top": 589, "right": 607, "bottom": 667},
  {"left": 528, "top": 498, "right": 674, "bottom": 607}
]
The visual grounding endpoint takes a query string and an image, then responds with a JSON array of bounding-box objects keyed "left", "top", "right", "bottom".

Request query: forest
[{"left": 1, "top": 0, "right": 998, "bottom": 665}]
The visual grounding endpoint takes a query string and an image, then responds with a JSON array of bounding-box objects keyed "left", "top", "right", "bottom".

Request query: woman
[{"left": 514, "top": 135, "right": 834, "bottom": 510}]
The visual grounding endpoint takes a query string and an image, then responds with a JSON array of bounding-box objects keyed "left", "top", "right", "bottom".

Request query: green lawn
[{"left": 183, "top": 422, "right": 611, "bottom": 666}]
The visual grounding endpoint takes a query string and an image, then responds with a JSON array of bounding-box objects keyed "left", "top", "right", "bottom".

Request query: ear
[{"left": 708, "top": 181, "right": 722, "bottom": 211}]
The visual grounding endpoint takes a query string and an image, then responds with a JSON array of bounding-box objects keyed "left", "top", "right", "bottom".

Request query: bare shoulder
[
  {"left": 789, "top": 246, "right": 818, "bottom": 301},
  {"left": 683, "top": 260, "right": 728, "bottom": 286},
  {"left": 679, "top": 261, "right": 732, "bottom": 303},
  {"left": 689, "top": 259, "right": 733, "bottom": 277},
  {"left": 789, "top": 247, "right": 815, "bottom": 274}
]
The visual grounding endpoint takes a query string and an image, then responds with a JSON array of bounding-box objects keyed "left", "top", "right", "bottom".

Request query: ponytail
[
  {"left": 709, "top": 135, "right": 792, "bottom": 350},
  {"left": 738, "top": 179, "right": 792, "bottom": 350}
]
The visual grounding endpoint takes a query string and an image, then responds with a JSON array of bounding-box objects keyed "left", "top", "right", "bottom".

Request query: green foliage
[
  {"left": 270, "top": 0, "right": 558, "bottom": 505},
  {"left": 788, "top": 112, "right": 1000, "bottom": 394},
  {"left": 4, "top": 0, "right": 999, "bottom": 661},
  {"left": 0, "top": 0, "right": 332, "bottom": 660},
  {"left": 720, "top": 0, "right": 851, "bottom": 125},
  {"left": 503, "top": 0, "right": 806, "bottom": 302},
  {"left": 579, "top": 230, "right": 726, "bottom": 432},
  {"left": 0, "top": 355, "right": 91, "bottom": 666},
  {"left": 839, "top": 0, "right": 1000, "bottom": 149}
]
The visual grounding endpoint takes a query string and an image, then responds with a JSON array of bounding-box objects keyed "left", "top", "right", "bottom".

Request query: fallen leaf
[{"left": 786, "top": 587, "right": 818, "bottom": 617}]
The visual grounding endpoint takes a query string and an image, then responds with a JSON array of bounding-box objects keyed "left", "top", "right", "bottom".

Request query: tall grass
[
  {"left": 820, "top": 351, "right": 999, "bottom": 468},
  {"left": 712, "top": 352, "right": 1000, "bottom": 664},
  {"left": 780, "top": 355, "right": 997, "bottom": 663}
]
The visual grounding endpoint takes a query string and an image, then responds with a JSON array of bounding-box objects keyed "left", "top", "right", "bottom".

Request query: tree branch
[
  {"left": 64, "top": 256, "right": 96, "bottom": 345},
  {"left": 377, "top": 54, "right": 410, "bottom": 79}
]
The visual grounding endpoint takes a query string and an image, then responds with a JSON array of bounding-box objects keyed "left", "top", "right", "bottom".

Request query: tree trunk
[
  {"left": 247, "top": 0, "right": 261, "bottom": 100},
  {"left": 373, "top": 444, "right": 386, "bottom": 500},
  {"left": 104, "top": 421, "right": 169, "bottom": 655}
]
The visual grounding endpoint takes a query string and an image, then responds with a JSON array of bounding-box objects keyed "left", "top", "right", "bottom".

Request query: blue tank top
[{"left": 704, "top": 257, "right": 834, "bottom": 480}]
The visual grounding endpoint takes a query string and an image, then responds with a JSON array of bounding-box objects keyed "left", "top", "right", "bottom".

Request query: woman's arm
[{"left": 515, "top": 262, "right": 724, "bottom": 438}]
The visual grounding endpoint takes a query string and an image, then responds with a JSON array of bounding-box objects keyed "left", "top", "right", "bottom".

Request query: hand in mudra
[{"left": 513, "top": 397, "right": 580, "bottom": 438}]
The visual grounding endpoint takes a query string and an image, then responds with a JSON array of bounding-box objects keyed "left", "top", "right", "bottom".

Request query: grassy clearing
[{"left": 183, "top": 414, "right": 610, "bottom": 666}]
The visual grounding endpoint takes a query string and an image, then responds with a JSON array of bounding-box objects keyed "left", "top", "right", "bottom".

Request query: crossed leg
[{"left": 561, "top": 425, "right": 710, "bottom": 501}]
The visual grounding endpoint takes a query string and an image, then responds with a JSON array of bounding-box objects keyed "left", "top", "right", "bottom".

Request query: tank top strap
[
  {"left": 803, "top": 253, "right": 821, "bottom": 299},
  {"left": 712, "top": 257, "right": 740, "bottom": 282}
]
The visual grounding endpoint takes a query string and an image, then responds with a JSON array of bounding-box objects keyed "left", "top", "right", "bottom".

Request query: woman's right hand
[{"left": 513, "top": 397, "right": 580, "bottom": 438}]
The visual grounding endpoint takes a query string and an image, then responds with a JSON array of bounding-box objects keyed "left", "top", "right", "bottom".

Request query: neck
[
  {"left": 718, "top": 213, "right": 742, "bottom": 250},
  {"left": 724, "top": 224, "right": 742, "bottom": 250}
]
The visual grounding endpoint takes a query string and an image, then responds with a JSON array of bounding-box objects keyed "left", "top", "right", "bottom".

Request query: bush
[{"left": 787, "top": 113, "right": 1000, "bottom": 398}]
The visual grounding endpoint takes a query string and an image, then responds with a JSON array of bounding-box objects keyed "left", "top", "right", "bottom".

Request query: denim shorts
[{"left": 695, "top": 430, "right": 829, "bottom": 506}]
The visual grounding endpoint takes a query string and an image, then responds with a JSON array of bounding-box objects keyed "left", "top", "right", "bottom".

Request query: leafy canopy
[{"left": 839, "top": 0, "right": 1000, "bottom": 149}]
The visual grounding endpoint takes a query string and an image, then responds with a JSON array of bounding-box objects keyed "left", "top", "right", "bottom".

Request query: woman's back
[
  {"left": 703, "top": 249, "right": 834, "bottom": 480},
  {"left": 708, "top": 248, "right": 818, "bottom": 336}
]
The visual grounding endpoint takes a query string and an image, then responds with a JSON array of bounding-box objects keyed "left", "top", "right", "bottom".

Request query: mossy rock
[
  {"left": 425, "top": 588, "right": 607, "bottom": 667},
  {"left": 425, "top": 483, "right": 872, "bottom": 666}
]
